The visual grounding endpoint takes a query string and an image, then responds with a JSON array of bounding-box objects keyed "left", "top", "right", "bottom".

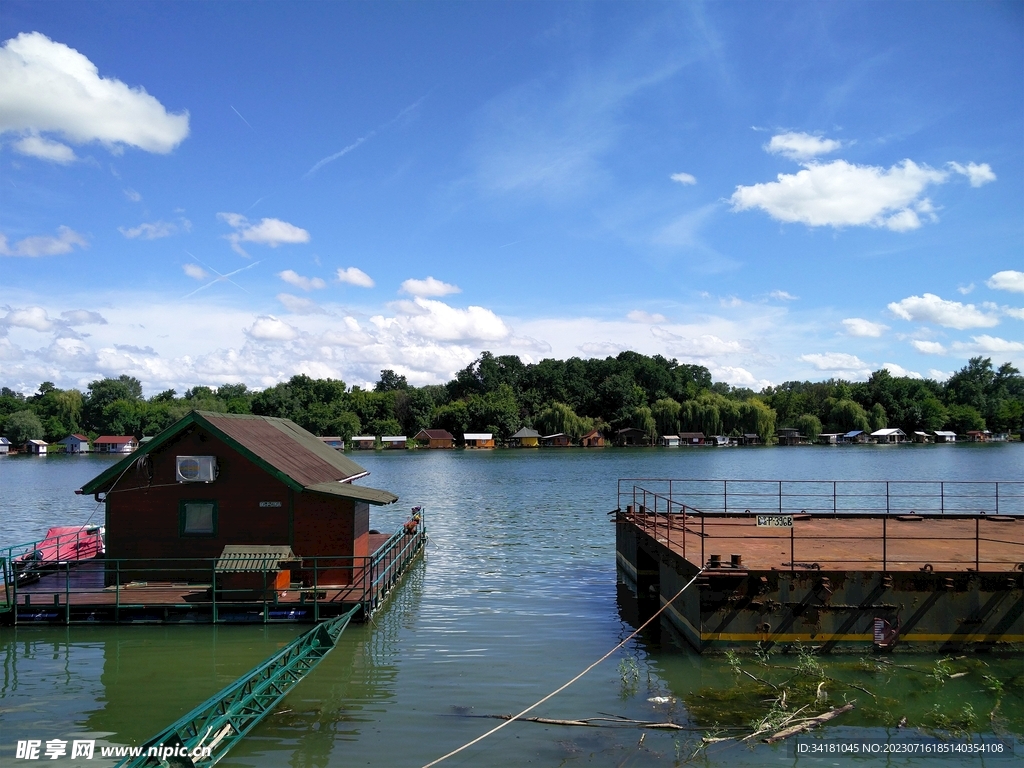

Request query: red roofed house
[
  {"left": 413, "top": 429, "right": 455, "bottom": 449},
  {"left": 94, "top": 435, "right": 138, "bottom": 454},
  {"left": 78, "top": 411, "right": 397, "bottom": 586}
]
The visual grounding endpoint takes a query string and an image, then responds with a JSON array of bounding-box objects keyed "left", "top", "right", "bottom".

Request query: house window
[{"left": 180, "top": 500, "right": 217, "bottom": 536}]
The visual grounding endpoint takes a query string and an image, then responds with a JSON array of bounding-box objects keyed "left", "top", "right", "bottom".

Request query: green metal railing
[{"left": 117, "top": 605, "right": 361, "bottom": 768}]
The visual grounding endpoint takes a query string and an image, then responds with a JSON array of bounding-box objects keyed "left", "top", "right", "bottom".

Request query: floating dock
[
  {"left": 614, "top": 479, "right": 1024, "bottom": 652},
  {"left": 0, "top": 527, "right": 424, "bottom": 625}
]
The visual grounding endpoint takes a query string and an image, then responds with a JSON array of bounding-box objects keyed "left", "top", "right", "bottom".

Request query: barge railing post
[
  {"left": 212, "top": 561, "right": 217, "bottom": 624},
  {"left": 700, "top": 514, "right": 705, "bottom": 565},
  {"left": 64, "top": 562, "right": 70, "bottom": 624},
  {"left": 941, "top": 481, "right": 945, "bottom": 515},
  {"left": 723, "top": 479, "right": 728, "bottom": 514},
  {"left": 833, "top": 481, "right": 837, "bottom": 517},
  {"left": 975, "top": 517, "right": 980, "bottom": 571},
  {"left": 995, "top": 482, "right": 1000, "bottom": 515},
  {"left": 115, "top": 560, "right": 120, "bottom": 623},
  {"left": 790, "top": 524, "right": 794, "bottom": 573},
  {"left": 882, "top": 515, "right": 887, "bottom": 571}
]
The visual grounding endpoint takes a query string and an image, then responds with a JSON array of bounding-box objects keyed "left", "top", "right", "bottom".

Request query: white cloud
[
  {"left": 957, "top": 283, "right": 975, "bottom": 295},
  {"left": 218, "top": 213, "right": 310, "bottom": 256},
  {"left": 765, "top": 132, "right": 842, "bottom": 161},
  {"left": 278, "top": 270, "right": 326, "bottom": 291},
  {"left": 888, "top": 293, "right": 999, "bottom": 329},
  {"left": 400, "top": 276, "right": 461, "bottom": 298},
  {"left": 842, "top": 318, "right": 888, "bottom": 338},
  {"left": 0, "top": 226, "right": 87, "bottom": 257},
  {"left": 912, "top": 340, "right": 946, "bottom": 355},
  {"left": 579, "top": 341, "right": 625, "bottom": 357},
  {"left": 0, "top": 32, "right": 189, "bottom": 155},
  {"left": 883, "top": 362, "right": 922, "bottom": 379},
  {"left": 948, "top": 161, "right": 996, "bottom": 187},
  {"left": 247, "top": 315, "right": 298, "bottom": 341},
  {"left": 670, "top": 172, "right": 697, "bottom": 185},
  {"left": 627, "top": 310, "right": 667, "bottom": 324},
  {"left": 2, "top": 306, "right": 54, "bottom": 332},
  {"left": 119, "top": 220, "right": 180, "bottom": 240},
  {"left": 1004, "top": 307, "right": 1024, "bottom": 320},
  {"left": 389, "top": 297, "right": 509, "bottom": 342},
  {"left": 952, "top": 335, "right": 1024, "bottom": 355},
  {"left": 799, "top": 352, "right": 870, "bottom": 375},
  {"left": 277, "top": 293, "right": 324, "bottom": 315},
  {"left": 731, "top": 159, "right": 948, "bottom": 231},
  {"left": 651, "top": 326, "right": 747, "bottom": 357},
  {"left": 769, "top": 290, "right": 798, "bottom": 301},
  {"left": 183, "top": 263, "right": 208, "bottom": 280},
  {"left": 335, "top": 267, "right": 375, "bottom": 288},
  {"left": 986, "top": 270, "right": 1024, "bottom": 293},
  {"left": 929, "top": 369, "right": 953, "bottom": 382},
  {"left": 60, "top": 309, "right": 106, "bottom": 325},
  {"left": 13, "top": 134, "right": 76, "bottom": 163},
  {"left": 123, "top": 188, "right": 142, "bottom": 202}
]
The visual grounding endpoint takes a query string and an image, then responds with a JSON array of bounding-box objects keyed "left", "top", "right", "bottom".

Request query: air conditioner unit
[{"left": 176, "top": 455, "right": 218, "bottom": 483}]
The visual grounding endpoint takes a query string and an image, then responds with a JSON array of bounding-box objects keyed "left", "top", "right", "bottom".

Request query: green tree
[
  {"left": 945, "top": 404, "right": 985, "bottom": 434},
  {"left": 5, "top": 409, "right": 45, "bottom": 444},
  {"left": 869, "top": 403, "right": 888, "bottom": 431},
  {"left": 795, "top": 414, "right": 822, "bottom": 441},
  {"left": 651, "top": 398, "right": 681, "bottom": 436},
  {"left": 535, "top": 402, "right": 593, "bottom": 440}
]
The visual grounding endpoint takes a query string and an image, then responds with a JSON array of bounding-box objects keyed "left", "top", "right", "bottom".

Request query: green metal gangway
[{"left": 118, "top": 605, "right": 361, "bottom": 768}]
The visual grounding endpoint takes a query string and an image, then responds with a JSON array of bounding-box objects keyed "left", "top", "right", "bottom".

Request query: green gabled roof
[
  {"left": 78, "top": 411, "right": 379, "bottom": 498},
  {"left": 305, "top": 481, "right": 398, "bottom": 506}
]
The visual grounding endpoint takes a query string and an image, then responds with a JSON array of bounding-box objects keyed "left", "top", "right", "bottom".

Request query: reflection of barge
[
  {"left": 0, "top": 411, "right": 423, "bottom": 625},
  {"left": 614, "top": 479, "right": 1024, "bottom": 652}
]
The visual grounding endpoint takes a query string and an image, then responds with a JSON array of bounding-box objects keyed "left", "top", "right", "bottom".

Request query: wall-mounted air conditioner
[{"left": 176, "top": 455, "right": 218, "bottom": 483}]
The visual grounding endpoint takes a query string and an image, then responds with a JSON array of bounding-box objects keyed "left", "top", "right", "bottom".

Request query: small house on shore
[
  {"left": 414, "top": 429, "right": 455, "bottom": 449},
  {"left": 94, "top": 436, "right": 138, "bottom": 454},
  {"left": 58, "top": 434, "right": 91, "bottom": 453},
  {"left": 966, "top": 430, "right": 992, "bottom": 442},
  {"left": 840, "top": 430, "right": 870, "bottom": 444},
  {"left": 24, "top": 439, "right": 48, "bottom": 455},
  {"left": 776, "top": 428, "right": 805, "bottom": 446},
  {"left": 0, "top": 437, "right": 9, "bottom": 455},
  {"left": 463, "top": 432, "right": 495, "bottom": 449},
  {"left": 509, "top": 427, "right": 540, "bottom": 447},
  {"left": 616, "top": 427, "right": 648, "bottom": 446},
  {"left": 320, "top": 436, "right": 344, "bottom": 450},
  {"left": 872, "top": 428, "right": 907, "bottom": 444},
  {"left": 350, "top": 436, "right": 376, "bottom": 450},
  {"left": 934, "top": 430, "right": 957, "bottom": 443},
  {"left": 381, "top": 436, "right": 408, "bottom": 450},
  {"left": 541, "top": 432, "right": 572, "bottom": 447},
  {"left": 77, "top": 410, "right": 397, "bottom": 586},
  {"left": 739, "top": 433, "right": 761, "bottom": 446},
  {"left": 659, "top": 435, "right": 680, "bottom": 447},
  {"left": 912, "top": 431, "right": 933, "bottom": 444},
  {"left": 678, "top": 432, "right": 706, "bottom": 446},
  {"left": 580, "top": 429, "right": 604, "bottom": 448},
  {"left": 817, "top": 433, "right": 841, "bottom": 445},
  {"left": 707, "top": 435, "right": 730, "bottom": 447}
]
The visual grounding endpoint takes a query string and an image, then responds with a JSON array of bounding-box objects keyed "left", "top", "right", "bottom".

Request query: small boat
[{"left": 13, "top": 525, "right": 105, "bottom": 585}]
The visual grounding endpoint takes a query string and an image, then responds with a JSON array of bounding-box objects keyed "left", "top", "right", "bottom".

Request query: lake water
[{"left": 1, "top": 444, "right": 1022, "bottom": 767}]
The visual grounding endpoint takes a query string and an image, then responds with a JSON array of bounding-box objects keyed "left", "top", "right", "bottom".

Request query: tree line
[{"left": 1, "top": 353, "right": 1021, "bottom": 447}]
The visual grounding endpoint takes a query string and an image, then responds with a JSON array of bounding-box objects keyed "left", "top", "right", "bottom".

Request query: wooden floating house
[
  {"left": 381, "top": 435, "right": 408, "bottom": 449},
  {"left": 659, "top": 435, "right": 680, "bottom": 447},
  {"left": 413, "top": 429, "right": 455, "bottom": 449},
  {"left": 581, "top": 429, "right": 604, "bottom": 448},
  {"left": 463, "top": 432, "right": 495, "bottom": 448},
  {"left": 94, "top": 435, "right": 138, "bottom": 453},
  {"left": 0, "top": 437, "right": 9, "bottom": 455},
  {"left": 509, "top": 427, "right": 540, "bottom": 447},
  {"left": 319, "top": 436, "right": 344, "bottom": 450},
  {"left": 24, "top": 439, "right": 48, "bottom": 455},
  {"left": 678, "top": 432, "right": 706, "bottom": 446},
  {"left": 871, "top": 428, "right": 907, "bottom": 444},
  {"left": 0, "top": 411, "right": 424, "bottom": 625},
  {"left": 934, "top": 430, "right": 957, "bottom": 443},
  {"left": 616, "top": 427, "right": 648, "bottom": 446},
  {"left": 58, "top": 434, "right": 91, "bottom": 453},
  {"left": 350, "top": 435, "right": 376, "bottom": 450},
  {"left": 541, "top": 432, "right": 572, "bottom": 447}
]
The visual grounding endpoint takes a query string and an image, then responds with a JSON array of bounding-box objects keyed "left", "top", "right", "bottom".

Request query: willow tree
[
  {"left": 535, "top": 401, "right": 593, "bottom": 440},
  {"left": 651, "top": 398, "right": 681, "bottom": 436}
]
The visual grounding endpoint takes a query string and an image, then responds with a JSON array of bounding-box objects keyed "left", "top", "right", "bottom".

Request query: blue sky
[{"left": 1, "top": 1, "right": 1021, "bottom": 395}]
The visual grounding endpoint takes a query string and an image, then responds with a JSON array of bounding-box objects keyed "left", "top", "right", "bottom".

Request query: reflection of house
[
  {"left": 509, "top": 428, "right": 540, "bottom": 448},
  {"left": 25, "top": 439, "right": 48, "bottom": 455},
  {"left": 581, "top": 429, "right": 604, "bottom": 447},
  {"left": 381, "top": 436, "right": 408, "bottom": 449},
  {"left": 966, "top": 430, "right": 992, "bottom": 442},
  {"left": 463, "top": 432, "right": 495, "bottom": 449},
  {"left": 541, "top": 433, "right": 572, "bottom": 447},
  {"left": 840, "top": 430, "right": 870, "bottom": 444},
  {"left": 414, "top": 429, "right": 455, "bottom": 449},
  {"left": 94, "top": 436, "right": 138, "bottom": 454},
  {"left": 320, "top": 436, "right": 344, "bottom": 450},
  {"left": 871, "top": 428, "right": 907, "bottom": 444},
  {"left": 739, "top": 433, "right": 761, "bottom": 446},
  {"left": 659, "top": 435, "right": 680, "bottom": 447},
  {"left": 912, "top": 431, "right": 933, "bottom": 443},
  {"left": 0, "top": 437, "right": 9, "bottom": 455},
  {"left": 616, "top": 427, "right": 648, "bottom": 446},
  {"left": 934, "top": 430, "right": 957, "bottom": 443},
  {"left": 818, "top": 433, "right": 841, "bottom": 445},
  {"left": 58, "top": 434, "right": 91, "bottom": 453},
  {"left": 678, "top": 432, "right": 705, "bottom": 446},
  {"left": 78, "top": 410, "right": 397, "bottom": 586},
  {"left": 350, "top": 436, "right": 376, "bottom": 450}
]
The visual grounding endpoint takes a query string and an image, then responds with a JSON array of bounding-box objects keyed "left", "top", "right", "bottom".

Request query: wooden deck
[
  {"left": 8, "top": 532, "right": 423, "bottom": 623},
  {"left": 628, "top": 512, "right": 1024, "bottom": 572}
]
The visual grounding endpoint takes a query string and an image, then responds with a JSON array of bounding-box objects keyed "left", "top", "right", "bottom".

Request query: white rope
[{"left": 420, "top": 567, "right": 706, "bottom": 768}]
